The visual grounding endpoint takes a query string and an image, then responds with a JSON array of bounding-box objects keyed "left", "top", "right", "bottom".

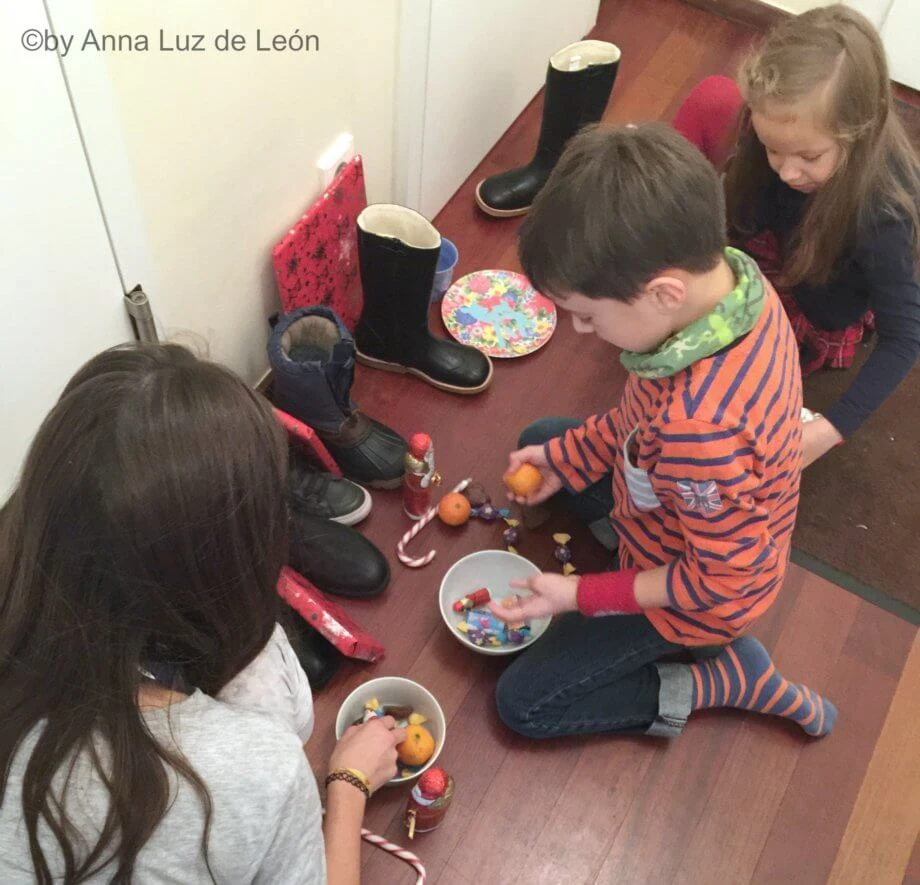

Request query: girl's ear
[{"left": 644, "top": 275, "right": 687, "bottom": 314}]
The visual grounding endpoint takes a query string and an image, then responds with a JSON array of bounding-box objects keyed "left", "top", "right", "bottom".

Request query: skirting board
[{"left": 679, "top": 0, "right": 789, "bottom": 30}]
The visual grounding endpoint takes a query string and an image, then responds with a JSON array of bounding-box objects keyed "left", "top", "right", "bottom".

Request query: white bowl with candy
[
  {"left": 438, "top": 550, "right": 551, "bottom": 656},
  {"left": 334, "top": 676, "right": 446, "bottom": 785}
]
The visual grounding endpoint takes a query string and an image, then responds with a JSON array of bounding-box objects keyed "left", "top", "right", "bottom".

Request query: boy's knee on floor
[
  {"left": 518, "top": 418, "right": 565, "bottom": 449},
  {"left": 495, "top": 667, "right": 541, "bottom": 737}
]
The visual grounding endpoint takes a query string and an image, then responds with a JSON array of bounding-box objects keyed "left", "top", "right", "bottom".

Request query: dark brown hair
[
  {"left": 519, "top": 122, "right": 726, "bottom": 302},
  {"left": 725, "top": 4, "right": 920, "bottom": 285},
  {"left": 0, "top": 344, "right": 288, "bottom": 882}
]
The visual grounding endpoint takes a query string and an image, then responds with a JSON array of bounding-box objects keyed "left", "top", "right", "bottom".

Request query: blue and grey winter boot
[{"left": 268, "top": 307, "right": 406, "bottom": 488}]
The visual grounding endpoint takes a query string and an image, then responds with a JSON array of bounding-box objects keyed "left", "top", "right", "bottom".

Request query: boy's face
[{"left": 554, "top": 289, "right": 675, "bottom": 353}]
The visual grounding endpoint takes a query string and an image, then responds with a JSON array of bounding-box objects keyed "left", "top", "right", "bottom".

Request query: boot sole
[
  {"left": 474, "top": 181, "right": 532, "bottom": 218},
  {"left": 330, "top": 486, "right": 373, "bottom": 526},
  {"left": 360, "top": 474, "right": 404, "bottom": 490},
  {"left": 356, "top": 349, "right": 494, "bottom": 396}
]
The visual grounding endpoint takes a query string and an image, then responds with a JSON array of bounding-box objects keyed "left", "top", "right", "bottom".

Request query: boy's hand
[
  {"left": 505, "top": 445, "right": 563, "bottom": 505},
  {"left": 488, "top": 573, "right": 579, "bottom": 621}
]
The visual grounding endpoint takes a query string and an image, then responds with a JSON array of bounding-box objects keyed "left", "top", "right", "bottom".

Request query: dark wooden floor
[{"left": 304, "top": 1, "right": 920, "bottom": 881}]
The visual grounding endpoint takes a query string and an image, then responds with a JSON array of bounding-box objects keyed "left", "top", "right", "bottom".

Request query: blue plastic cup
[{"left": 430, "top": 237, "right": 459, "bottom": 302}]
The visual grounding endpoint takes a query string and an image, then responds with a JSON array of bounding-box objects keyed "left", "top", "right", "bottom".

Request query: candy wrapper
[
  {"left": 458, "top": 602, "right": 531, "bottom": 647},
  {"left": 463, "top": 483, "right": 511, "bottom": 523},
  {"left": 553, "top": 533, "right": 576, "bottom": 576},
  {"left": 502, "top": 518, "right": 521, "bottom": 554}
]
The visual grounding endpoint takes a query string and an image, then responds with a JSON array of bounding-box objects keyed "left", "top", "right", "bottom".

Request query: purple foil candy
[
  {"left": 502, "top": 526, "right": 520, "bottom": 548},
  {"left": 473, "top": 503, "right": 502, "bottom": 522}
]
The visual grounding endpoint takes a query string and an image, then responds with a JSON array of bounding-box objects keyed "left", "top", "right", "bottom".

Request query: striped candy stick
[
  {"left": 360, "top": 829, "right": 427, "bottom": 883},
  {"left": 397, "top": 478, "right": 472, "bottom": 568}
]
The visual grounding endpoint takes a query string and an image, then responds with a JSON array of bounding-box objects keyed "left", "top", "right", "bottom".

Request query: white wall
[
  {"left": 399, "top": 0, "right": 601, "bottom": 219},
  {"left": 747, "top": 1, "right": 917, "bottom": 88},
  {"left": 880, "top": 0, "right": 920, "bottom": 90},
  {"left": 1, "top": 0, "right": 134, "bottom": 498},
  {"left": 759, "top": 0, "right": 889, "bottom": 26},
  {"left": 47, "top": 0, "right": 400, "bottom": 385}
]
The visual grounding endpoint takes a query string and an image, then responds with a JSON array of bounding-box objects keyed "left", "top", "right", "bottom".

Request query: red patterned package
[
  {"left": 272, "top": 155, "right": 367, "bottom": 331},
  {"left": 273, "top": 406, "right": 341, "bottom": 477},
  {"left": 277, "top": 567, "right": 385, "bottom": 662}
]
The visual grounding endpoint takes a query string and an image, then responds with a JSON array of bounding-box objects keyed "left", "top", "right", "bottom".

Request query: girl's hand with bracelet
[
  {"left": 327, "top": 715, "right": 406, "bottom": 794},
  {"left": 323, "top": 716, "right": 406, "bottom": 885}
]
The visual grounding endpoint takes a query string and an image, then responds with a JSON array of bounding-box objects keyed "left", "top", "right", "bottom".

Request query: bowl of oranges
[
  {"left": 439, "top": 550, "right": 551, "bottom": 656},
  {"left": 334, "top": 676, "right": 446, "bottom": 786}
]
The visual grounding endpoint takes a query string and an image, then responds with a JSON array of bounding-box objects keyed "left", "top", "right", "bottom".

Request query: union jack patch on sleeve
[{"left": 676, "top": 480, "right": 723, "bottom": 514}]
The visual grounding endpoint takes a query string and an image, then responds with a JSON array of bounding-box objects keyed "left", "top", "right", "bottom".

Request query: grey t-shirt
[{"left": 0, "top": 627, "right": 326, "bottom": 883}]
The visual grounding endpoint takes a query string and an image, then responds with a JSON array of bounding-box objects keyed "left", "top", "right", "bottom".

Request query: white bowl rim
[
  {"left": 333, "top": 676, "right": 445, "bottom": 785},
  {"left": 439, "top": 549, "right": 549, "bottom": 656}
]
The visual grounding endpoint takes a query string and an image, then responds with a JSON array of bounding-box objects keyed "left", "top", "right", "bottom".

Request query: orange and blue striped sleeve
[
  {"left": 649, "top": 420, "right": 780, "bottom": 615},
  {"left": 545, "top": 409, "right": 620, "bottom": 493}
]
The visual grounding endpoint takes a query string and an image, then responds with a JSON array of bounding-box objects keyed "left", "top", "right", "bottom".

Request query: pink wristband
[{"left": 576, "top": 568, "right": 642, "bottom": 616}]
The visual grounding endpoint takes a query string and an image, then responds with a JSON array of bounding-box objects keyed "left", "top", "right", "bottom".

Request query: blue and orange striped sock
[{"left": 689, "top": 637, "right": 837, "bottom": 737}]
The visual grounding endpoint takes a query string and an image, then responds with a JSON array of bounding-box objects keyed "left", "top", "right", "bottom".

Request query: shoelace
[{"left": 290, "top": 468, "right": 332, "bottom": 507}]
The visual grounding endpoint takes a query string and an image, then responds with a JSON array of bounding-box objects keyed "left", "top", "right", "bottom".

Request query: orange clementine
[
  {"left": 397, "top": 724, "right": 436, "bottom": 766},
  {"left": 437, "top": 492, "right": 471, "bottom": 526},
  {"left": 503, "top": 463, "right": 543, "bottom": 497}
]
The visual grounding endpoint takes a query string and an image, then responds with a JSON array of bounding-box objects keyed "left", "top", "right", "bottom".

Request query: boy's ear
[{"left": 644, "top": 275, "right": 687, "bottom": 314}]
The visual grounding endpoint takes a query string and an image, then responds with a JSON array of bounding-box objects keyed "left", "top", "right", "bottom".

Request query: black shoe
[
  {"left": 354, "top": 204, "right": 493, "bottom": 395},
  {"left": 284, "top": 612, "right": 342, "bottom": 690},
  {"left": 475, "top": 40, "right": 620, "bottom": 217},
  {"left": 287, "top": 508, "right": 389, "bottom": 599},
  {"left": 289, "top": 446, "right": 371, "bottom": 526},
  {"left": 268, "top": 306, "right": 407, "bottom": 489}
]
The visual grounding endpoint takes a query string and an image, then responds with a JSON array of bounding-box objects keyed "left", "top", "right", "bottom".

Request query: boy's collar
[{"left": 619, "top": 248, "right": 766, "bottom": 379}]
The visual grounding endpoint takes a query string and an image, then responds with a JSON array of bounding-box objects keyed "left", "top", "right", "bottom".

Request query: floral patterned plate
[{"left": 440, "top": 270, "right": 557, "bottom": 358}]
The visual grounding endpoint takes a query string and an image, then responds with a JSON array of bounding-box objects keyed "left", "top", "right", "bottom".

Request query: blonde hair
[{"left": 724, "top": 4, "right": 920, "bottom": 286}]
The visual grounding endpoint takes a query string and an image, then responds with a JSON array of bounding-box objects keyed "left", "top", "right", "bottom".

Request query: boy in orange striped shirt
[{"left": 492, "top": 124, "right": 836, "bottom": 740}]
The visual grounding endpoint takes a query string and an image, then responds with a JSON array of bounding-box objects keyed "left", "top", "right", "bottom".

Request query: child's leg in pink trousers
[{"left": 672, "top": 75, "right": 745, "bottom": 167}]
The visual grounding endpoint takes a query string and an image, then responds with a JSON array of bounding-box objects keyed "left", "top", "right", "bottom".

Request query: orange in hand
[
  {"left": 504, "top": 463, "right": 543, "bottom": 497},
  {"left": 397, "top": 724, "right": 436, "bottom": 766},
  {"left": 437, "top": 492, "right": 472, "bottom": 526}
]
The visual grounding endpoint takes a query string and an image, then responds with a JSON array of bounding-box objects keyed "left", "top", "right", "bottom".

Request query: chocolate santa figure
[
  {"left": 405, "top": 767, "right": 454, "bottom": 838},
  {"left": 403, "top": 433, "right": 440, "bottom": 520}
]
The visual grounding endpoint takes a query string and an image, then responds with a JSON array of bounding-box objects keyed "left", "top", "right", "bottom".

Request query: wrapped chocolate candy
[
  {"left": 463, "top": 482, "right": 491, "bottom": 509},
  {"left": 553, "top": 533, "right": 576, "bottom": 575},
  {"left": 502, "top": 518, "right": 521, "bottom": 554},
  {"left": 405, "top": 767, "right": 454, "bottom": 838}
]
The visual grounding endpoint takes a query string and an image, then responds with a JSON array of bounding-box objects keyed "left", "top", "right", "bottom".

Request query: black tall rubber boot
[
  {"left": 354, "top": 204, "right": 493, "bottom": 395},
  {"left": 268, "top": 306, "right": 406, "bottom": 488},
  {"left": 475, "top": 40, "right": 620, "bottom": 217}
]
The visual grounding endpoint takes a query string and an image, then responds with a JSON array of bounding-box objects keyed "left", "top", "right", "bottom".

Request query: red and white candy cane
[
  {"left": 361, "top": 829, "right": 427, "bottom": 883},
  {"left": 397, "top": 478, "right": 471, "bottom": 568}
]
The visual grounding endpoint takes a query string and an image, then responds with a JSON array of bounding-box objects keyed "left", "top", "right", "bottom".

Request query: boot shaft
[
  {"left": 268, "top": 306, "right": 357, "bottom": 433},
  {"left": 355, "top": 205, "right": 441, "bottom": 349},
  {"left": 534, "top": 40, "right": 620, "bottom": 165}
]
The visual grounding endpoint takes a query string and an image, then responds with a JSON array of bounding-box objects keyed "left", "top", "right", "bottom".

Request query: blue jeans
[{"left": 495, "top": 418, "right": 695, "bottom": 739}]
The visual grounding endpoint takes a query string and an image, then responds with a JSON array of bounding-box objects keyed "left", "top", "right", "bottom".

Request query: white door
[
  {"left": 1, "top": 0, "right": 133, "bottom": 498},
  {"left": 394, "top": 0, "right": 602, "bottom": 218},
  {"left": 44, "top": 0, "right": 402, "bottom": 386},
  {"left": 880, "top": 0, "right": 920, "bottom": 91}
]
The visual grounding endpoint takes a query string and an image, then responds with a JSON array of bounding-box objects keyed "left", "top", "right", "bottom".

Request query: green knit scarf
[{"left": 619, "top": 248, "right": 765, "bottom": 379}]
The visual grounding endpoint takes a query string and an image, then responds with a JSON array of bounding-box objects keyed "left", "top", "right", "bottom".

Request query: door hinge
[{"left": 124, "top": 285, "right": 159, "bottom": 343}]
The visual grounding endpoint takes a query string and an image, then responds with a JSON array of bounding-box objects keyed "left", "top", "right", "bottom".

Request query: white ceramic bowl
[
  {"left": 439, "top": 549, "right": 550, "bottom": 656},
  {"left": 334, "top": 676, "right": 446, "bottom": 785}
]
